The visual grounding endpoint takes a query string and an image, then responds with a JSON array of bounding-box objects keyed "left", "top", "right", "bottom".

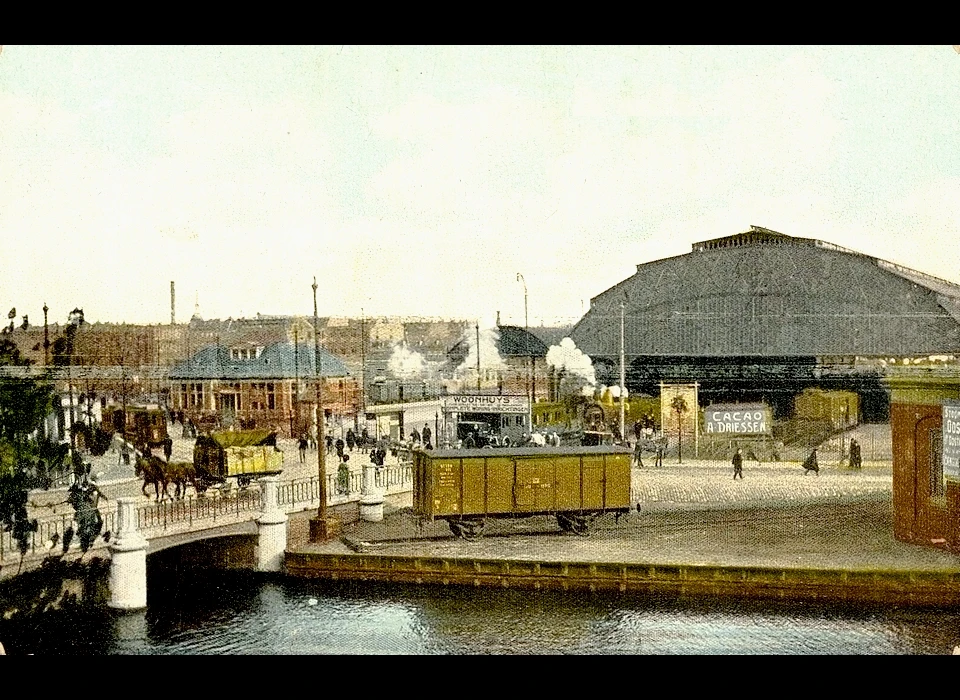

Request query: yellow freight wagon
[
  {"left": 413, "top": 445, "right": 633, "bottom": 539},
  {"left": 193, "top": 429, "right": 284, "bottom": 490}
]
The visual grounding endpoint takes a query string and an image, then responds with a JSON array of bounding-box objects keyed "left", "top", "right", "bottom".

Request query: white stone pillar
[
  {"left": 109, "top": 497, "right": 148, "bottom": 611},
  {"left": 359, "top": 464, "right": 384, "bottom": 522},
  {"left": 255, "top": 476, "right": 288, "bottom": 572}
]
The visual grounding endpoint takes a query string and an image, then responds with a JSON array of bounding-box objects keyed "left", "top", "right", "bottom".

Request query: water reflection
[{"left": 6, "top": 570, "right": 960, "bottom": 654}]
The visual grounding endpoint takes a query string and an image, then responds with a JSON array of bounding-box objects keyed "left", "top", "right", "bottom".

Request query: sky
[{"left": 2, "top": 45, "right": 960, "bottom": 330}]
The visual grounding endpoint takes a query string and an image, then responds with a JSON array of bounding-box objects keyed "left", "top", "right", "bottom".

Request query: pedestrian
[
  {"left": 360, "top": 427, "right": 369, "bottom": 453},
  {"left": 732, "top": 448, "right": 744, "bottom": 480},
  {"left": 298, "top": 435, "right": 308, "bottom": 463},
  {"left": 633, "top": 440, "right": 644, "bottom": 468},
  {"left": 335, "top": 437, "right": 345, "bottom": 460},
  {"left": 849, "top": 439, "right": 862, "bottom": 469},
  {"left": 463, "top": 433, "right": 476, "bottom": 449},
  {"left": 337, "top": 454, "right": 350, "bottom": 495},
  {"left": 410, "top": 428, "right": 421, "bottom": 445},
  {"left": 325, "top": 433, "right": 333, "bottom": 452},
  {"left": 633, "top": 420, "right": 643, "bottom": 442},
  {"left": 162, "top": 436, "right": 173, "bottom": 462},
  {"left": 803, "top": 448, "right": 819, "bottom": 476},
  {"left": 346, "top": 429, "right": 356, "bottom": 453},
  {"left": 422, "top": 424, "right": 432, "bottom": 448}
]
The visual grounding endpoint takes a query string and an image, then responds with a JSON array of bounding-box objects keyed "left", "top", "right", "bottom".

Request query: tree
[
  {"left": 1, "top": 309, "right": 106, "bottom": 567},
  {"left": 671, "top": 395, "right": 688, "bottom": 464}
]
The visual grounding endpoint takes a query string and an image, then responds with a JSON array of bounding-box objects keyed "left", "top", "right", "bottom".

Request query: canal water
[{"left": 8, "top": 570, "right": 960, "bottom": 654}]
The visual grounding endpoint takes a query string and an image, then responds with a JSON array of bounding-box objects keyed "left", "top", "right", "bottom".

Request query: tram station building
[{"left": 570, "top": 226, "right": 960, "bottom": 423}]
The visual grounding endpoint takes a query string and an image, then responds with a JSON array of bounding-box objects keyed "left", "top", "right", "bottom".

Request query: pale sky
[{"left": 2, "top": 45, "right": 959, "bottom": 329}]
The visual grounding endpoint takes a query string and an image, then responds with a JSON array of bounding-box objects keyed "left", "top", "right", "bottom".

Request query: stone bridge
[{"left": 0, "top": 463, "right": 413, "bottom": 610}]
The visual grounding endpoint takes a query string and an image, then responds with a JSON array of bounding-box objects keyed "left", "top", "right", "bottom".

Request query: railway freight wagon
[{"left": 413, "top": 445, "right": 633, "bottom": 539}]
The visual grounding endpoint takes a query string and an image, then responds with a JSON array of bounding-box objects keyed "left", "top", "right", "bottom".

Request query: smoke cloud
[
  {"left": 546, "top": 337, "right": 597, "bottom": 390},
  {"left": 388, "top": 341, "right": 428, "bottom": 379},
  {"left": 455, "top": 326, "right": 507, "bottom": 376}
]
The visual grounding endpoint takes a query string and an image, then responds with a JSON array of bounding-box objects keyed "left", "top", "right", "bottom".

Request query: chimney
[{"left": 170, "top": 281, "right": 176, "bottom": 325}]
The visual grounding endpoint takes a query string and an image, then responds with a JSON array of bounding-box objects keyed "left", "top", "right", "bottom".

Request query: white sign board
[
  {"left": 705, "top": 403, "right": 772, "bottom": 435},
  {"left": 942, "top": 400, "right": 960, "bottom": 480},
  {"left": 441, "top": 394, "right": 530, "bottom": 415}
]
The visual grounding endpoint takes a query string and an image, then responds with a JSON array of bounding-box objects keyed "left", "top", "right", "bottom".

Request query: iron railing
[{"left": 2, "top": 463, "right": 414, "bottom": 565}]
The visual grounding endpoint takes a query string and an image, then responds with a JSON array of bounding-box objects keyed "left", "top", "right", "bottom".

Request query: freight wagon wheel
[
  {"left": 460, "top": 519, "right": 486, "bottom": 541},
  {"left": 558, "top": 514, "right": 593, "bottom": 537},
  {"left": 448, "top": 518, "right": 486, "bottom": 540}
]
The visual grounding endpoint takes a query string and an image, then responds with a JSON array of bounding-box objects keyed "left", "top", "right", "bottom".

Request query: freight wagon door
[
  {"left": 432, "top": 459, "right": 463, "bottom": 517},
  {"left": 514, "top": 457, "right": 555, "bottom": 512},
  {"left": 581, "top": 455, "right": 605, "bottom": 510}
]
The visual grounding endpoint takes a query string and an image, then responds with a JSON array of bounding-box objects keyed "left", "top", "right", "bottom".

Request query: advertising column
[{"left": 942, "top": 400, "right": 960, "bottom": 482}]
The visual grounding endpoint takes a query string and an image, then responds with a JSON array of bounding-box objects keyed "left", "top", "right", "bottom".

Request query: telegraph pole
[
  {"left": 517, "top": 273, "right": 533, "bottom": 432},
  {"left": 310, "top": 277, "right": 338, "bottom": 541},
  {"left": 475, "top": 322, "right": 481, "bottom": 393},
  {"left": 619, "top": 302, "right": 626, "bottom": 443}
]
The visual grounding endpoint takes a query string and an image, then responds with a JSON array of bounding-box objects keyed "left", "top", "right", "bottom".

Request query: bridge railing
[{"left": 3, "top": 463, "right": 415, "bottom": 567}]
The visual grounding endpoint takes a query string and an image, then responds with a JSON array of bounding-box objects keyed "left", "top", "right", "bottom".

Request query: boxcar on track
[{"left": 412, "top": 445, "right": 633, "bottom": 539}]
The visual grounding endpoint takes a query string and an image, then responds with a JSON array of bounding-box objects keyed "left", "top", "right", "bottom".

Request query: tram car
[
  {"left": 193, "top": 428, "right": 284, "bottom": 491},
  {"left": 102, "top": 405, "right": 169, "bottom": 450},
  {"left": 412, "top": 444, "right": 633, "bottom": 539}
]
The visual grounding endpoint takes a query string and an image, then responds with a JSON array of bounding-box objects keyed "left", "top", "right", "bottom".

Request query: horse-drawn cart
[{"left": 193, "top": 429, "right": 284, "bottom": 492}]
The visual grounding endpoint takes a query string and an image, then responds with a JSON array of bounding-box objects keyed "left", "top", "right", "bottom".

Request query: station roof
[
  {"left": 571, "top": 226, "right": 960, "bottom": 358},
  {"left": 168, "top": 342, "right": 350, "bottom": 380}
]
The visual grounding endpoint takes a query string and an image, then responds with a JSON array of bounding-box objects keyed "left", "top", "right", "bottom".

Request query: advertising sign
[
  {"left": 942, "top": 400, "right": 960, "bottom": 480},
  {"left": 441, "top": 394, "right": 530, "bottom": 415},
  {"left": 705, "top": 403, "right": 772, "bottom": 435}
]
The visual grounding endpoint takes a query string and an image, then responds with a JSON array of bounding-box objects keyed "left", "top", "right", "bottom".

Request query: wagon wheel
[
  {"left": 447, "top": 520, "right": 464, "bottom": 538},
  {"left": 558, "top": 513, "right": 593, "bottom": 537},
  {"left": 460, "top": 519, "right": 486, "bottom": 541},
  {"left": 237, "top": 475, "right": 252, "bottom": 489}
]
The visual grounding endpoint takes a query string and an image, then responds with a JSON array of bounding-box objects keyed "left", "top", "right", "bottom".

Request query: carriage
[
  {"left": 192, "top": 429, "right": 284, "bottom": 492},
  {"left": 102, "top": 405, "right": 169, "bottom": 450}
]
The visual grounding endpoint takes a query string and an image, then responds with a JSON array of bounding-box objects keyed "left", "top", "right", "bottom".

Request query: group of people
[
  {"left": 729, "top": 439, "right": 863, "bottom": 480},
  {"left": 409, "top": 424, "right": 433, "bottom": 450}
]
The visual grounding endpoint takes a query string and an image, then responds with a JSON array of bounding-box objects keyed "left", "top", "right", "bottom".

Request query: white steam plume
[
  {"left": 455, "top": 326, "right": 507, "bottom": 376},
  {"left": 547, "top": 338, "right": 597, "bottom": 391},
  {"left": 388, "top": 341, "right": 427, "bottom": 380}
]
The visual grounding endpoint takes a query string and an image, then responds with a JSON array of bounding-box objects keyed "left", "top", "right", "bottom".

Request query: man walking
[
  {"left": 803, "top": 448, "right": 820, "bottom": 476},
  {"left": 732, "top": 448, "right": 744, "bottom": 480}
]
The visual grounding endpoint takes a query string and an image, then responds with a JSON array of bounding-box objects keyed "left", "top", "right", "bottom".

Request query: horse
[
  {"left": 634, "top": 435, "right": 668, "bottom": 468},
  {"left": 134, "top": 449, "right": 170, "bottom": 501},
  {"left": 164, "top": 460, "right": 199, "bottom": 500}
]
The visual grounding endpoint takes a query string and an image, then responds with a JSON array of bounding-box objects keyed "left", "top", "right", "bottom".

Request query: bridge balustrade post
[
  {"left": 359, "top": 464, "right": 384, "bottom": 522},
  {"left": 108, "top": 497, "right": 148, "bottom": 612},
  {"left": 255, "top": 476, "right": 288, "bottom": 572}
]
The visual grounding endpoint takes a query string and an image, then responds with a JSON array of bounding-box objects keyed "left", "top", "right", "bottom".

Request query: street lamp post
[
  {"left": 516, "top": 273, "right": 533, "bottom": 433},
  {"left": 310, "top": 277, "right": 338, "bottom": 542}
]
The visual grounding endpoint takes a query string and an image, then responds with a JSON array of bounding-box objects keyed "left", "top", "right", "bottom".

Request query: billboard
[
  {"left": 942, "top": 400, "right": 960, "bottom": 480},
  {"left": 705, "top": 403, "right": 772, "bottom": 435},
  {"left": 441, "top": 394, "right": 530, "bottom": 415}
]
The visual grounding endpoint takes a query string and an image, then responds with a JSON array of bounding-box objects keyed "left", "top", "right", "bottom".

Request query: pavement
[{"left": 290, "top": 458, "right": 960, "bottom": 574}]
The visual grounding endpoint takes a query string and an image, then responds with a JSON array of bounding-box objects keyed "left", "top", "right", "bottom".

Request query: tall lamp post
[
  {"left": 310, "top": 277, "right": 338, "bottom": 541},
  {"left": 516, "top": 273, "right": 533, "bottom": 433}
]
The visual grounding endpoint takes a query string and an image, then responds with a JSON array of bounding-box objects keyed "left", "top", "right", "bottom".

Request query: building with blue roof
[{"left": 167, "top": 341, "right": 357, "bottom": 438}]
